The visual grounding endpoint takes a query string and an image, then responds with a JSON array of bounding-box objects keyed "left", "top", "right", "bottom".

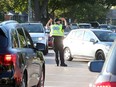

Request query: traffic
[{"left": 0, "top": 0, "right": 116, "bottom": 87}]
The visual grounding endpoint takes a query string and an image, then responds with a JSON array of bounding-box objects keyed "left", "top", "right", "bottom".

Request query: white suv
[{"left": 21, "top": 22, "right": 48, "bottom": 55}]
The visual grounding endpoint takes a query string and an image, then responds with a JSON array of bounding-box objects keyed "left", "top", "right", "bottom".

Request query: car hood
[
  {"left": 99, "top": 42, "right": 113, "bottom": 47},
  {"left": 29, "top": 33, "right": 45, "bottom": 37}
]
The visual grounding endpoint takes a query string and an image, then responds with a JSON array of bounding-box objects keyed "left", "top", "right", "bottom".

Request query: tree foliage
[{"left": 0, "top": 0, "right": 116, "bottom": 23}]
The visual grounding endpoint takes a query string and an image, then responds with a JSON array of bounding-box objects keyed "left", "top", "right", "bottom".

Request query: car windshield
[
  {"left": 0, "top": 28, "right": 8, "bottom": 48},
  {"left": 22, "top": 24, "right": 44, "bottom": 33},
  {"left": 93, "top": 31, "right": 115, "bottom": 42},
  {"left": 70, "top": 24, "right": 78, "bottom": 29}
]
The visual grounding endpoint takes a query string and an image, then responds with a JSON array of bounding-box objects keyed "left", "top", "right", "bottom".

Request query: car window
[
  {"left": 17, "top": 28, "right": 27, "bottom": 48},
  {"left": 70, "top": 24, "right": 79, "bottom": 29},
  {"left": 75, "top": 30, "right": 84, "bottom": 40},
  {"left": 93, "top": 31, "right": 114, "bottom": 42},
  {"left": 22, "top": 24, "right": 44, "bottom": 33},
  {"left": 67, "top": 30, "right": 77, "bottom": 39},
  {"left": 108, "top": 33, "right": 116, "bottom": 41},
  {"left": 23, "top": 29, "right": 34, "bottom": 48},
  {"left": 79, "top": 25, "right": 91, "bottom": 28},
  {"left": 11, "top": 30, "right": 19, "bottom": 48},
  {"left": 83, "top": 31, "right": 95, "bottom": 41},
  {"left": 0, "top": 28, "right": 8, "bottom": 48},
  {"left": 100, "top": 25, "right": 108, "bottom": 29}
]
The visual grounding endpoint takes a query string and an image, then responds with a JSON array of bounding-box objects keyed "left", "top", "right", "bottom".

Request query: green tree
[{"left": 0, "top": 0, "right": 116, "bottom": 23}]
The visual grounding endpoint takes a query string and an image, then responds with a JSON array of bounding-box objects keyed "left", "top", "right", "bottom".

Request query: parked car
[
  {"left": 88, "top": 39, "right": 116, "bottom": 87},
  {"left": 69, "top": 23, "right": 79, "bottom": 30},
  {"left": 110, "top": 25, "right": 116, "bottom": 32},
  {"left": 78, "top": 23, "right": 92, "bottom": 29},
  {"left": 90, "top": 21, "right": 100, "bottom": 28},
  {"left": 21, "top": 22, "right": 48, "bottom": 55},
  {"left": 0, "top": 20, "right": 45, "bottom": 87},
  {"left": 64, "top": 26, "right": 72, "bottom": 37},
  {"left": 63, "top": 29, "right": 116, "bottom": 61},
  {"left": 100, "top": 24, "right": 111, "bottom": 30}
]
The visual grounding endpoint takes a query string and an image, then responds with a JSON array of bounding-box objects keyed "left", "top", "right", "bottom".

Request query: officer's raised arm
[
  {"left": 60, "top": 18, "right": 67, "bottom": 26},
  {"left": 46, "top": 18, "right": 53, "bottom": 29}
]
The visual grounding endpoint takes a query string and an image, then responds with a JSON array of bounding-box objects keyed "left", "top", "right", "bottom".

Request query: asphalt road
[{"left": 44, "top": 49, "right": 99, "bottom": 87}]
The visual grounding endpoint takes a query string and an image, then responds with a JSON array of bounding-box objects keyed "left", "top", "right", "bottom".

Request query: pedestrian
[{"left": 46, "top": 18, "right": 67, "bottom": 67}]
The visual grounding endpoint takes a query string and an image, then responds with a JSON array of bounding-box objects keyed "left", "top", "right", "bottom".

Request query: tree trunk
[
  {"left": 33, "top": 0, "right": 48, "bottom": 23},
  {"left": 33, "top": 0, "right": 41, "bottom": 21}
]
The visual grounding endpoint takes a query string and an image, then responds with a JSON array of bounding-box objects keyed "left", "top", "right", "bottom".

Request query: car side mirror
[
  {"left": 90, "top": 38, "right": 98, "bottom": 44},
  {"left": 88, "top": 60, "right": 104, "bottom": 73}
]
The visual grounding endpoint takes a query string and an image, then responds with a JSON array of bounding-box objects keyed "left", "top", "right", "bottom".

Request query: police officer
[{"left": 46, "top": 18, "right": 67, "bottom": 67}]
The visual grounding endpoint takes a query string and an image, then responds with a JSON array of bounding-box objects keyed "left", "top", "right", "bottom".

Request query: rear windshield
[
  {"left": 22, "top": 24, "right": 44, "bottom": 33},
  {"left": 0, "top": 28, "right": 8, "bottom": 48},
  {"left": 79, "top": 25, "right": 91, "bottom": 28}
]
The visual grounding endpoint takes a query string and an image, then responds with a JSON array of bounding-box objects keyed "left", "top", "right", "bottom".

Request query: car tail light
[
  {"left": 95, "top": 82, "right": 116, "bottom": 87},
  {"left": 0, "top": 54, "right": 16, "bottom": 65}
]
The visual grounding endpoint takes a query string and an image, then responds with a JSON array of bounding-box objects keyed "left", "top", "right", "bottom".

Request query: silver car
[
  {"left": 63, "top": 29, "right": 116, "bottom": 61},
  {"left": 21, "top": 23, "right": 49, "bottom": 55}
]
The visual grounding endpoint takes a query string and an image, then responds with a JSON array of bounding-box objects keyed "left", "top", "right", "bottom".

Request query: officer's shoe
[
  {"left": 60, "top": 63, "right": 67, "bottom": 67},
  {"left": 56, "top": 63, "right": 59, "bottom": 66}
]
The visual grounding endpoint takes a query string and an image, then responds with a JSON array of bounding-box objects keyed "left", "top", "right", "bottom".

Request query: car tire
[
  {"left": 96, "top": 50, "right": 105, "bottom": 60},
  {"left": 43, "top": 45, "right": 48, "bottom": 55},
  {"left": 64, "top": 48, "right": 73, "bottom": 61}
]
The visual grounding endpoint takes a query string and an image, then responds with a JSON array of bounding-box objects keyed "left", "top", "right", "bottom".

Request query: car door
[
  {"left": 74, "top": 30, "right": 85, "bottom": 56},
  {"left": 68, "top": 30, "right": 84, "bottom": 56},
  {"left": 64, "top": 30, "right": 77, "bottom": 55},
  {"left": 23, "top": 29, "right": 43, "bottom": 87},
  {"left": 81, "top": 30, "right": 97, "bottom": 59}
]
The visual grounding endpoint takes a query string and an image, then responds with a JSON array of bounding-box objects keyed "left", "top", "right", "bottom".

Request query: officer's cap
[{"left": 55, "top": 18, "right": 61, "bottom": 22}]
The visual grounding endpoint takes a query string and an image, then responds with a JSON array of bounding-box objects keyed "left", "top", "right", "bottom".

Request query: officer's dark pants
[{"left": 52, "top": 36, "right": 65, "bottom": 65}]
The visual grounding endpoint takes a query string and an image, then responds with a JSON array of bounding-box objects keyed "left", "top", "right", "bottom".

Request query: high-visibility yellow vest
[{"left": 50, "top": 24, "right": 64, "bottom": 36}]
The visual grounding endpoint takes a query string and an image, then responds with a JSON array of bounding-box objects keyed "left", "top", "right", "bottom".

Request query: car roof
[
  {"left": 78, "top": 23, "right": 91, "bottom": 25},
  {"left": 71, "top": 28, "right": 112, "bottom": 32},
  {"left": 0, "top": 20, "right": 20, "bottom": 37},
  {"left": 21, "top": 22, "right": 42, "bottom": 25},
  {"left": 0, "top": 20, "right": 18, "bottom": 25}
]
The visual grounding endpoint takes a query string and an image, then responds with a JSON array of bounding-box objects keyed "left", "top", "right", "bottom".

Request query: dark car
[
  {"left": 0, "top": 20, "right": 45, "bottom": 87},
  {"left": 88, "top": 39, "right": 116, "bottom": 87}
]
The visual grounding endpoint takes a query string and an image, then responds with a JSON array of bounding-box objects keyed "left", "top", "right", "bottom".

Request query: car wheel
[
  {"left": 96, "top": 50, "right": 105, "bottom": 60},
  {"left": 43, "top": 45, "right": 48, "bottom": 55},
  {"left": 37, "top": 70, "right": 45, "bottom": 87},
  {"left": 64, "top": 48, "right": 73, "bottom": 61}
]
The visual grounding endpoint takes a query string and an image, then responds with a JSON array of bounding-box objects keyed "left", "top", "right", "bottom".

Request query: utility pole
[{"left": 28, "top": 0, "right": 32, "bottom": 22}]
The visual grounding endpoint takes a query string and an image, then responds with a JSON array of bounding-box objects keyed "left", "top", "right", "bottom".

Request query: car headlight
[
  {"left": 105, "top": 45, "right": 111, "bottom": 51},
  {"left": 38, "top": 37, "right": 45, "bottom": 41}
]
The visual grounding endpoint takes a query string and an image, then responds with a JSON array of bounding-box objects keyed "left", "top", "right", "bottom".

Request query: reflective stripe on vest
[{"left": 50, "top": 24, "right": 64, "bottom": 36}]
